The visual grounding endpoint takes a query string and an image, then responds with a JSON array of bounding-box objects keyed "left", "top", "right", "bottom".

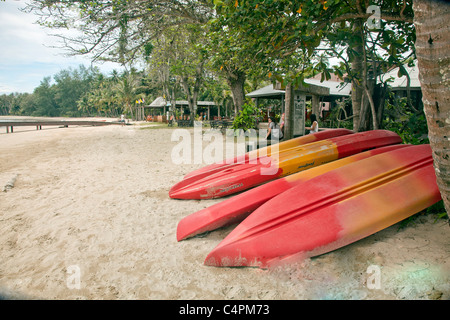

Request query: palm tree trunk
[{"left": 413, "top": 0, "right": 450, "bottom": 217}]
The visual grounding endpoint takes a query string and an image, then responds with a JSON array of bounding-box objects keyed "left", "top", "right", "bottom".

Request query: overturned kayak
[
  {"left": 176, "top": 144, "right": 409, "bottom": 241},
  {"left": 204, "top": 144, "right": 441, "bottom": 268},
  {"left": 182, "top": 128, "right": 354, "bottom": 181},
  {"left": 169, "top": 130, "right": 402, "bottom": 200}
]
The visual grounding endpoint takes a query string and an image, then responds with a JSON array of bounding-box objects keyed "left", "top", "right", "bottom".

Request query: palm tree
[
  {"left": 413, "top": 0, "right": 450, "bottom": 217},
  {"left": 115, "top": 71, "right": 140, "bottom": 120}
]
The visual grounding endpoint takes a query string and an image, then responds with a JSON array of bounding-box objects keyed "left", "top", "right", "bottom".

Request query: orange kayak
[
  {"left": 204, "top": 144, "right": 441, "bottom": 268},
  {"left": 182, "top": 129, "right": 354, "bottom": 181},
  {"left": 169, "top": 130, "right": 402, "bottom": 199},
  {"left": 176, "top": 144, "right": 409, "bottom": 241}
]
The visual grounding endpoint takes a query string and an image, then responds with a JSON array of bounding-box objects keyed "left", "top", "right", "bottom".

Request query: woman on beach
[
  {"left": 266, "top": 116, "right": 283, "bottom": 141},
  {"left": 307, "top": 114, "right": 319, "bottom": 134}
]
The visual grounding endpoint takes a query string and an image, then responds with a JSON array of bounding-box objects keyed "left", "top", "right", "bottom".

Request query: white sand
[{"left": 0, "top": 118, "right": 449, "bottom": 300}]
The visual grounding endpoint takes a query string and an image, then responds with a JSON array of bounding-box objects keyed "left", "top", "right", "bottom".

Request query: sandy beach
[{"left": 0, "top": 117, "right": 449, "bottom": 300}]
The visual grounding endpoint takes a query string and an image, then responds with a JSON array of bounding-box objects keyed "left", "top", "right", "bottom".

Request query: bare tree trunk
[
  {"left": 357, "top": 79, "right": 377, "bottom": 131},
  {"left": 284, "top": 83, "right": 294, "bottom": 140},
  {"left": 350, "top": 20, "right": 364, "bottom": 132},
  {"left": 375, "top": 83, "right": 387, "bottom": 127},
  {"left": 361, "top": 28, "right": 379, "bottom": 131},
  {"left": 414, "top": 0, "right": 450, "bottom": 217},
  {"left": 180, "top": 76, "right": 195, "bottom": 117},
  {"left": 225, "top": 68, "right": 246, "bottom": 114},
  {"left": 180, "top": 61, "right": 204, "bottom": 119}
]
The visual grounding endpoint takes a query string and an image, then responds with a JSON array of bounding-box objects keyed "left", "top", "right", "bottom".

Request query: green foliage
[
  {"left": 232, "top": 102, "right": 258, "bottom": 131},
  {"left": 0, "top": 66, "right": 102, "bottom": 117},
  {"left": 52, "top": 65, "right": 99, "bottom": 117},
  {"left": 0, "top": 93, "right": 24, "bottom": 115},
  {"left": 32, "top": 77, "right": 58, "bottom": 116},
  {"left": 323, "top": 97, "right": 354, "bottom": 130},
  {"left": 0, "top": 65, "right": 150, "bottom": 118},
  {"left": 398, "top": 200, "right": 448, "bottom": 230},
  {"left": 382, "top": 94, "right": 429, "bottom": 145}
]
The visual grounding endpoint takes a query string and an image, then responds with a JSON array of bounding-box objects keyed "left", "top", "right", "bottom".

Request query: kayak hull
[
  {"left": 204, "top": 144, "right": 441, "bottom": 268},
  {"left": 176, "top": 144, "right": 409, "bottom": 241},
  {"left": 170, "top": 130, "right": 402, "bottom": 200},
  {"left": 182, "top": 129, "right": 354, "bottom": 181}
]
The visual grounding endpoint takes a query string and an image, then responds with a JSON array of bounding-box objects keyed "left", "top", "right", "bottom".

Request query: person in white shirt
[
  {"left": 307, "top": 113, "right": 319, "bottom": 134},
  {"left": 266, "top": 116, "right": 283, "bottom": 142}
]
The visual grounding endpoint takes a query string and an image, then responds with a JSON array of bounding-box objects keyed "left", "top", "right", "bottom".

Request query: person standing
[
  {"left": 266, "top": 116, "right": 283, "bottom": 141},
  {"left": 279, "top": 113, "right": 285, "bottom": 136},
  {"left": 307, "top": 113, "right": 319, "bottom": 134}
]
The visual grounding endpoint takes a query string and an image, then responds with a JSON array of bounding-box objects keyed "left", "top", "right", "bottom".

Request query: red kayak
[
  {"left": 176, "top": 144, "right": 409, "bottom": 241},
  {"left": 182, "top": 128, "right": 354, "bottom": 182},
  {"left": 169, "top": 130, "right": 402, "bottom": 200},
  {"left": 204, "top": 144, "right": 441, "bottom": 268}
]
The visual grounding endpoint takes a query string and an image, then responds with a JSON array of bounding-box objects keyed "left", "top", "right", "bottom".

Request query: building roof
[
  {"left": 246, "top": 84, "right": 285, "bottom": 99},
  {"left": 148, "top": 97, "right": 216, "bottom": 107},
  {"left": 176, "top": 100, "right": 216, "bottom": 106},
  {"left": 303, "top": 79, "right": 351, "bottom": 96},
  {"left": 378, "top": 61, "right": 421, "bottom": 89},
  {"left": 149, "top": 96, "right": 168, "bottom": 107},
  {"left": 247, "top": 78, "right": 351, "bottom": 99},
  {"left": 247, "top": 60, "right": 422, "bottom": 100}
]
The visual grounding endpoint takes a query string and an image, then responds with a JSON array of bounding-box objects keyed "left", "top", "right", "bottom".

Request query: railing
[{"left": 0, "top": 120, "right": 124, "bottom": 133}]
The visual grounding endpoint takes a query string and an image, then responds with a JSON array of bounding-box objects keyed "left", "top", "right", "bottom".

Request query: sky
[{"left": 0, "top": 0, "right": 124, "bottom": 94}]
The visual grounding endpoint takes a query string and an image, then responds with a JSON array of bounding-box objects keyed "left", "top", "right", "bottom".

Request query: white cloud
[
  {"left": 0, "top": 84, "right": 18, "bottom": 94},
  {"left": 0, "top": 1, "right": 124, "bottom": 93},
  {"left": 0, "top": 3, "right": 79, "bottom": 64}
]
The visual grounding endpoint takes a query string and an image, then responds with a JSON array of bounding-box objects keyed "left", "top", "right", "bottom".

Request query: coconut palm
[
  {"left": 413, "top": 0, "right": 450, "bottom": 217},
  {"left": 114, "top": 71, "right": 141, "bottom": 120}
]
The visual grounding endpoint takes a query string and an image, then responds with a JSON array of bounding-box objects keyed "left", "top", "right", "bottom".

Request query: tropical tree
[
  {"left": 214, "top": 0, "right": 415, "bottom": 136},
  {"left": 24, "top": 0, "right": 215, "bottom": 114},
  {"left": 24, "top": 0, "right": 258, "bottom": 114},
  {"left": 0, "top": 94, "right": 15, "bottom": 115},
  {"left": 78, "top": 80, "right": 122, "bottom": 117},
  {"left": 32, "top": 77, "right": 58, "bottom": 116},
  {"left": 145, "top": 35, "right": 179, "bottom": 112},
  {"left": 206, "top": 22, "right": 249, "bottom": 113},
  {"left": 413, "top": 0, "right": 450, "bottom": 217},
  {"left": 114, "top": 70, "right": 142, "bottom": 119},
  {"left": 166, "top": 24, "right": 208, "bottom": 117},
  {"left": 201, "top": 74, "right": 233, "bottom": 118},
  {"left": 24, "top": 1, "right": 214, "bottom": 65},
  {"left": 53, "top": 65, "right": 100, "bottom": 116}
]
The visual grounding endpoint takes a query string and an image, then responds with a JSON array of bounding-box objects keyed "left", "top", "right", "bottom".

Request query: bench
[
  {"left": 209, "top": 120, "right": 233, "bottom": 132},
  {"left": 220, "top": 120, "right": 233, "bottom": 131},
  {"left": 177, "top": 119, "right": 193, "bottom": 127},
  {"left": 209, "top": 120, "right": 220, "bottom": 129}
]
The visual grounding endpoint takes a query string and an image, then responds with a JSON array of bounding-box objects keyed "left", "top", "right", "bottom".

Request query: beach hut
[
  {"left": 147, "top": 97, "right": 218, "bottom": 122},
  {"left": 247, "top": 77, "right": 351, "bottom": 117},
  {"left": 247, "top": 76, "right": 350, "bottom": 136},
  {"left": 174, "top": 100, "right": 217, "bottom": 120},
  {"left": 147, "top": 97, "right": 170, "bottom": 122},
  {"left": 378, "top": 60, "right": 422, "bottom": 110}
]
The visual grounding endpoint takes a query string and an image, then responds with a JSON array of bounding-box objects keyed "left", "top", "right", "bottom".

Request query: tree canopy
[{"left": 6, "top": 0, "right": 420, "bottom": 130}]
